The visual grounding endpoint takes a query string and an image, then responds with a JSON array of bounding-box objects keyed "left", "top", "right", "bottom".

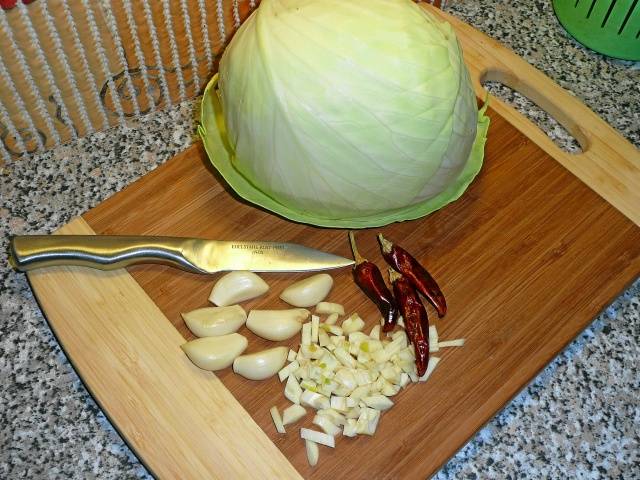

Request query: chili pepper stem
[
  {"left": 348, "top": 231, "right": 367, "bottom": 265},
  {"left": 388, "top": 268, "right": 402, "bottom": 283},
  {"left": 377, "top": 233, "right": 393, "bottom": 254}
]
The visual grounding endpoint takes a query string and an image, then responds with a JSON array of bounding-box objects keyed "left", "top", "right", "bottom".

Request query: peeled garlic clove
[
  {"left": 279, "top": 273, "right": 333, "bottom": 307},
  {"left": 233, "top": 346, "right": 288, "bottom": 380},
  {"left": 181, "top": 333, "right": 248, "bottom": 371},
  {"left": 246, "top": 309, "right": 309, "bottom": 341},
  {"left": 209, "top": 271, "right": 269, "bottom": 306},
  {"left": 181, "top": 305, "right": 247, "bottom": 337}
]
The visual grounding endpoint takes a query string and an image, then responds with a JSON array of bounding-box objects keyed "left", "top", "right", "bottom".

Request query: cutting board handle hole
[{"left": 480, "top": 70, "right": 587, "bottom": 154}]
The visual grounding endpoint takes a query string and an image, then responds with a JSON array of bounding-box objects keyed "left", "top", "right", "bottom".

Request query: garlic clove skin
[
  {"left": 246, "top": 309, "right": 309, "bottom": 341},
  {"left": 181, "top": 305, "right": 247, "bottom": 337},
  {"left": 209, "top": 271, "right": 269, "bottom": 306},
  {"left": 233, "top": 346, "right": 288, "bottom": 380},
  {"left": 181, "top": 333, "right": 248, "bottom": 371},
  {"left": 279, "top": 273, "right": 333, "bottom": 307}
]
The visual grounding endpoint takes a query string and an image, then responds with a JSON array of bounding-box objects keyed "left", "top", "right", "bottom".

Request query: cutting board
[{"left": 26, "top": 5, "right": 640, "bottom": 480}]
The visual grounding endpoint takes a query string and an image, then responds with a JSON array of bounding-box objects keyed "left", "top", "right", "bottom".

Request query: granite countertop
[{"left": 1, "top": 1, "right": 639, "bottom": 478}]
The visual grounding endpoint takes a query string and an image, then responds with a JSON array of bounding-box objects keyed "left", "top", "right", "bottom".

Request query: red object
[
  {"left": 348, "top": 232, "right": 398, "bottom": 332},
  {"left": 1, "top": 0, "right": 36, "bottom": 10},
  {"left": 390, "top": 270, "right": 430, "bottom": 377},
  {"left": 378, "top": 234, "right": 447, "bottom": 317}
]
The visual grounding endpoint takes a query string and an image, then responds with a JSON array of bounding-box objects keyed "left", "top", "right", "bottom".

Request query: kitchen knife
[{"left": 9, "top": 235, "right": 355, "bottom": 274}]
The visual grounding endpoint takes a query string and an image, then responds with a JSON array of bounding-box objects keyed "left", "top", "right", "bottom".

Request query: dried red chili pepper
[
  {"left": 389, "top": 269, "right": 429, "bottom": 377},
  {"left": 378, "top": 234, "right": 447, "bottom": 318},
  {"left": 348, "top": 232, "right": 399, "bottom": 332}
]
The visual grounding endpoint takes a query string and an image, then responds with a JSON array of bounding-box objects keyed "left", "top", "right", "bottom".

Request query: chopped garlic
[
  {"left": 381, "top": 365, "right": 401, "bottom": 384},
  {"left": 357, "top": 349, "right": 372, "bottom": 364},
  {"left": 317, "top": 408, "right": 346, "bottom": 426},
  {"left": 312, "top": 414, "right": 341, "bottom": 436},
  {"left": 363, "top": 395, "right": 394, "bottom": 411},
  {"left": 348, "top": 331, "right": 369, "bottom": 345},
  {"left": 305, "top": 439, "right": 319, "bottom": 467},
  {"left": 315, "top": 302, "right": 345, "bottom": 315},
  {"left": 322, "top": 324, "right": 343, "bottom": 336},
  {"left": 382, "top": 381, "right": 401, "bottom": 397},
  {"left": 397, "top": 346, "right": 415, "bottom": 363},
  {"left": 349, "top": 384, "right": 370, "bottom": 401},
  {"left": 301, "top": 322, "right": 312, "bottom": 346},
  {"left": 282, "top": 404, "right": 306, "bottom": 426},
  {"left": 355, "top": 407, "right": 381, "bottom": 436},
  {"left": 300, "top": 390, "right": 330, "bottom": 410},
  {"left": 418, "top": 356, "right": 441, "bottom": 382},
  {"left": 398, "top": 360, "right": 417, "bottom": 376},
  {"left": 318, "top": 351, "right": 339, "bottom": 372},
  {"left": 438, "top": 338, "right": 465, "bottom": 348},
  {"left": 345, "top": 406, "right": 361, "bottom": 419},
  {"left": 285, "top": 375, "right": 303, "bottom": 404},
  {"left": 354, "top": 368, "right": 375, "bottom": 386},
  {"left": 343, "top": 419, "right": 358, "bottom": 437},
  {"left": 325, "top": 313, "right": 340, "bottom": 325},
  {"left": 369, "top": 325, "right": 380, "bottom": 340},
  {"left": 391, "top": 330, "right": 408, "bottom": 344},
  {"left": 300, "top": 344, "right": 324, "bottom": 360},
  {"left": 330, "top": 396, "right": 349, "bottom": 412},
  {"left": 335, "top": 368, "right": 357, "bottom": 391},
  {"left": 318, "top": 328, "right": 331, "bottom": 348},
  {"left": 371, "top": 348, "right": 390, "bottom": 364},
  {"left": 294, "top": 364, "right": 309, "bottom": 380},
  {"left": 287, "top": 349, "right": 297, "bottom": 362},
  {"left": 270, "top": 406, "right": 286, "bottom": 434},
  {"left": 300, "top": 428, "right": 335, "bottom": 448},
  {"left": 278, "top": 360, "right": 300, "bottom": 382},
  {"left": 311, "top": 315, "right": 320, "bottom": 344},
  {"left": 333, "top": 385, "right": 351, "bottom": 397},
  {"left": 384, "top": 336, "right": 406, "bottom": 356},
  {"left": 428, "top": 325, "right": 439, "bottom": 352},
  {"left": 333, "top": 348, "right": 357, "bottom": 368},
  {"left": 300, "top": 379, "right": 317, "bottom": 392},
  {"left": 342, "top": 314, "right": 365, "bottom": 334},
  {"left": 318, "top": 379, "right": 338, "bottom": 397}
]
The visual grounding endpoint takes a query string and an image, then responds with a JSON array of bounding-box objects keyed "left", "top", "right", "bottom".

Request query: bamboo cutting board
[{"left": 26, "top": 5, "right": 640, "bottom": 480}]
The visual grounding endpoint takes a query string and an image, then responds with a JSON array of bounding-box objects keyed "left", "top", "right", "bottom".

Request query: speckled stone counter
[{"left": 1, "top": 1, "right": 639, "bottom": 478}]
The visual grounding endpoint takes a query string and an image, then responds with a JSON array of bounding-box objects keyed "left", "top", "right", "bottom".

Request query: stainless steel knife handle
[{"left": 9, "top": 235, "right": 203, "bottom": 273}]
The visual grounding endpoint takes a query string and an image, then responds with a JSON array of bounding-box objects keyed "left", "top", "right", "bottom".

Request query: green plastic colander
[{"left": 552, "top": 0, "right": 640, "bottom": 60}]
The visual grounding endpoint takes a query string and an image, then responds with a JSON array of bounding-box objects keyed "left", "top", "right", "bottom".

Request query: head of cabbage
[{"left": 199, "top": 0, "right": 489, "bottom": 228}]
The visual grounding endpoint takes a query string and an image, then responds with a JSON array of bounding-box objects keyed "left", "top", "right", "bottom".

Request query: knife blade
[{"left": 8, "top": 235, "right": 355, "bottom": 274}]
